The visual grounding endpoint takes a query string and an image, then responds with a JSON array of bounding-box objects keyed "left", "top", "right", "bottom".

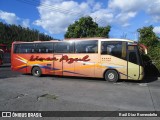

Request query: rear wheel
[
  {"left": 32, "top": 67, "right": 42, "bottom": 77},
  {"left": 104, "top": 70, "right": 118, "bottom": 82}
]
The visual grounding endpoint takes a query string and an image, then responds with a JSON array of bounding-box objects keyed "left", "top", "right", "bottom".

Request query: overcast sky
[{"left": 0, "top": 0, "right": 160, "bottom": 40}]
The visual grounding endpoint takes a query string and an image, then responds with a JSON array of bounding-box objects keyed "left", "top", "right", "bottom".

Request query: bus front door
[{"left": 127, "top": 46, "right": 140, "bottom": 80}]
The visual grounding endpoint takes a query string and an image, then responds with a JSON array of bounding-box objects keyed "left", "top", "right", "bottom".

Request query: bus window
[
  {"left": 75, "top": 40, "right": 98, "bottom": 53},
  {"left": 14, "top": 43, "right": 35, "bottom": 53},
  {"left": 35, "top": 43, "right": 53, "bottom": 53},
  {"left": 101, "top": 41, "right": 126, "bottom": 59},
  {"left": 128, "top": 46, "right": 135, "bottom": 51},
  {"left": 14, "top": 44, "right": 20, "bottom": 53},
  {"left": 54, "top": 41, "right": 74, "bottom": 53},
  {"left": 128, "top": 46, "right": 141, "bottom": 65},
  {"left": 129, "top": 52, "right": 138, "bottom": 64}
]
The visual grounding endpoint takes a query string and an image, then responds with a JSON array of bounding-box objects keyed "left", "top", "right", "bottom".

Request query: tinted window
[
  {"left": 128, "top": 45, "right": 141, "bottom": 65},
  {"left": 101, "top": 41, "right": 126, "bottom": 59},
  {"left": 75, "top": 40, "right": 98, "bottom": 53},
  {"left": 54, "top": 41, "right": 74, "bottom": 53},
  {"left": 14, "top": 44, "right": 20, "bottom": 53},
  {"left": 14, "top": 43, "right": 35, "bottom": 53},
  {"left": 35, "top": 43, "right": 53, "bottom": 53},
  {"left": 128, "top": 46, "right": 135, "bottom": 51},
  {"left": 129, "top": 52, "right": 137, "bottom": 64}
]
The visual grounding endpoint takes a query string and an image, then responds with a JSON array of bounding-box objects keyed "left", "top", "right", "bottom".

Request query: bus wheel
[
  {"left": 32, "top": 67, "right": 42, "bottom": 77},
  {"left": 104, "top": 70, "right": 118, "bottom": 82}
]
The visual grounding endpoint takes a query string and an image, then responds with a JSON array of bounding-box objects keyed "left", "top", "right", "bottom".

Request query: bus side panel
[
  {"left": 62, "top": 54, "right": 75, "bottom": 76},
  {"left": 53, "top": 54, "right": 63, "bottom": 76},
  {"left": 101, "top": 55, "right": 128, "bottom": 79},
  {"left": 94, "top": 54, "right": 103, "bottom": 78},
  {"left": 11, "top": 54, "right": 27, "bottom": 73},
  {"left": 26, "top": 54, "right": 35, "bottom": 74},
  {"left": 26, "top": 54, "right": 54, "bottom": 75},
  {"left": 74, "top": 54, "right": 98, "bottom": 77}
]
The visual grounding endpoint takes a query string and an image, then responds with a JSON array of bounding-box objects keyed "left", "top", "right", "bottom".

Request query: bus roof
[
  {"left": 12, "top": 40, "right": 59, "bottom": 44},
  {"left": 12, "top": 38, "right": 136, "bottom": 44},
  {"left": 65, "top": 37, "right": 135, "bottom": 42}
]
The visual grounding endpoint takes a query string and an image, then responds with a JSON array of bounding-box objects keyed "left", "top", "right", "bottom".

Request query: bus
[
  {"left": 11, "top": 38, "right": 147, "bottom": 82},
  {"left": 0, "top": 49, "right": 3, "bottom": 65},
  {"left": 0, "top": 44, "right": 10, "bottom": 53}
]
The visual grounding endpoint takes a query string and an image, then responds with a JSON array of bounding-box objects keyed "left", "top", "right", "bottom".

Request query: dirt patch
[{"left": 37, "top": 93, "right": 58, "bottom": 101}]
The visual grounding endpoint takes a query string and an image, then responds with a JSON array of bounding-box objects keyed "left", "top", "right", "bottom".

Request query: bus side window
[
  {"left": 31, "top": 49, "right": 34, "bottom": 53},
  {"left": 111, "top": 46, "right": 122, "bottom": 58},
  {"left": 101, "top": 43, "right": 107, "bottom": 54},
  {"left": 75, "top": 40, "right": 98, "bottom": 53},
  {"left": 35, "top": 43, "right": 53, "bottom": 53},
  {"left": 46, "top": 49, "right": 49, "bottom": 53},
  {"left": 54, "top": 42, "right": 74, "bottom": 53},
  {"left": 17, "top": 43, "right": 35, "bottom": 53},
  {"left": 39, "top": 49, "right": 41, "bottom": 53},
  {"left": 101, "top": 41, "right": 123, "bottom": 59},
  {"left": 14, "top": 44, "right": 20, "bottom": 53}
]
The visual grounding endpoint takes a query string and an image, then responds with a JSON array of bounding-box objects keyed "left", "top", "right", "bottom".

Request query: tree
[
  {"left": 65, "top": 16, "right": 111, "bottom": 38},
  {"left": 138, "top": 25, "right": 160, "bottom": 72},
  {"left": 0, "top": 22, "right": 54, "bottom": 47},
  {"left": 137, "top": 25, "right": 158, "bottom": 47}
]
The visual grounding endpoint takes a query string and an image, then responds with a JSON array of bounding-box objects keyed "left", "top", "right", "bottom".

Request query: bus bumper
[{"left": 139, "top": 74, "right": 144, "bottom": 80}]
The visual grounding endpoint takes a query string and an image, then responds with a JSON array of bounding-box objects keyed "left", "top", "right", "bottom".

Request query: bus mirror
[{"left": 139, "top": 44, "right": 147, "bottom": 54}]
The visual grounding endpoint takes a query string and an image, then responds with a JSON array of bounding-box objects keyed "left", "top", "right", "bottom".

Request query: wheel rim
[
  {"left": 35, "top": 70, "right": 39, "bottom": 76},
  {"left": 108, "top": 73, "right": 114, "bottom": 80}
]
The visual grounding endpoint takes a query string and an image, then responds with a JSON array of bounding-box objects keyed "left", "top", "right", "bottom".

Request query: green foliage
[
  {"left": 148, "top": 43, "right": 160, "bottom": 72},
  {"left": 0, "top": 22, "right": 54, "bottom": 47},
  {"left": 96, "top": 26, "right": 111, "bottom": 38},
  {"left": 65, "top": 16, "right": 111, "bottom": 38},
  {"left": 137, "top": 25, "right": 158, "bottom": 47},
  {"left": 138, "top": 25, "right": 160, "bottom": 72}
]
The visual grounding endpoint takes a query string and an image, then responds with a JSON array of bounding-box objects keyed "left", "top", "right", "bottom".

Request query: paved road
[{"left": 0, "top": 67, "right": 160, "bottom": 119}]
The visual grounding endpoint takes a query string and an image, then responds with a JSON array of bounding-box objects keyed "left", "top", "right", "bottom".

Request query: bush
[{"left": 148, "top": 45, "right": 160, "bottom": 72}]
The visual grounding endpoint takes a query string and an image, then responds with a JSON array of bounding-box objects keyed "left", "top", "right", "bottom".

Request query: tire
[
  {"left": 104, "top": 70, "right": 119, "bottom": 82},
  {"left": 32, "top": 67, "right": 42, "bottom": 77}
]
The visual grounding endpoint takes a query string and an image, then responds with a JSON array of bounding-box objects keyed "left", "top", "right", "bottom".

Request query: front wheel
[
  {"left": 104, "top": 70, "right": 119, "bottom": 82},
  {"left": 32, "top": 67, "right": 42, "bottom": 77}
]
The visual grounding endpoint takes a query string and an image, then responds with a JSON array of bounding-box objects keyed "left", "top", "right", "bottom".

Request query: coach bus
[{"left": 11, "top": 38, "right": 147, "bottom": 82}]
